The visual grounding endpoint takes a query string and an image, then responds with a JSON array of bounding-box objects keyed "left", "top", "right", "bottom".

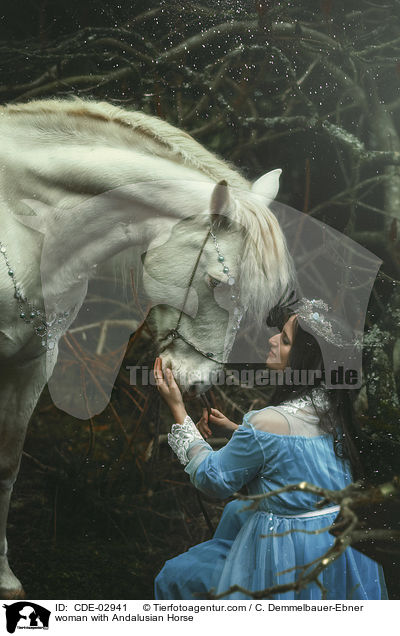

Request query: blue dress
[{"left": 155, "top": 397, "right": 387, "bottom": 601}]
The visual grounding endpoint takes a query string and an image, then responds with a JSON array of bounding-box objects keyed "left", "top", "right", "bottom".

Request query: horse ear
[
  {"left": 251, "top": 169, "right": 282, "bottom": 202},
  {"left": 210, "top": 180, "right": 231, "bottom": 228}
]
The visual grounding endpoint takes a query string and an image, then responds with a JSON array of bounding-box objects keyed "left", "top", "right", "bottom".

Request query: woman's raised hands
[{"left": 153, "top": 357, "right": 239, "bottom": 436}]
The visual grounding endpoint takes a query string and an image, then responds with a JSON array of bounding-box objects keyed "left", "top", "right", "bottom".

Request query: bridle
[
  {"left": 154, "top": 225, "right": 243, "bottom": 366},
  {"left": 157, "top": 227, "right": 223, "bottom": 362}
]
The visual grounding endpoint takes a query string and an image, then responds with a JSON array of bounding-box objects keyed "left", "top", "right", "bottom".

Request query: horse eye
[{"left": 206, "top": 274, "right": 223, "bottom": 289}]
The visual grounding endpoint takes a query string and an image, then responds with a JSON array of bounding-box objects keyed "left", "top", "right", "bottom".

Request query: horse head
[{"left": 142, "top": 169, "right": 294, "bottom": 393}]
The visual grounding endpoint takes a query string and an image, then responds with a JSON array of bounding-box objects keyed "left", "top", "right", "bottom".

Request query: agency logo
[{"left": 3, "top": 602, "right": 50, "bottom": 633}]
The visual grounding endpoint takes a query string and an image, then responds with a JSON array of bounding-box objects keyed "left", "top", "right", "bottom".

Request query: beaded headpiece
[
  {"left": 295, "top": 298, "right": 347, "bottom": 348},
  {"left": 266, "top": 289, "right": 356, "bottom": 349}
]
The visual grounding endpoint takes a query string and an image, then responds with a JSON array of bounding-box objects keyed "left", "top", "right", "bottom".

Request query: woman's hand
[
  {"left": 199, "top": 408, "right": 239, "bottom": 439},
  {"left": 154, "top": 357, "right": 187, "bottom": 423},
  {"left": 196, "top": 407, "right": 212, "bottom": 439}
]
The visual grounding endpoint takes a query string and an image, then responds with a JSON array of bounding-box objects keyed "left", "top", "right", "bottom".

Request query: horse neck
[
  {"left": 9, "top": 145, "right": 214, "bottom": 275},
  {"left": 18, "top": 175, "right": 214, "bottom": 308}
]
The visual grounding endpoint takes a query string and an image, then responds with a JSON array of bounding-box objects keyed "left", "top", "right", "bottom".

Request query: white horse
[{"left": 0, "top": 98, "right": 293, "bottom": 597}]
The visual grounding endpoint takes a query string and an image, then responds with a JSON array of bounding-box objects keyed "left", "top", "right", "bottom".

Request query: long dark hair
[{"left": 269, "top": 317, "right": 365, "bottom": 481}]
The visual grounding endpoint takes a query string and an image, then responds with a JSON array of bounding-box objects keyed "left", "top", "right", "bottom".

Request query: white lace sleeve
[{"left": 168, "top": 414, "right": 208, "bottom": 465}]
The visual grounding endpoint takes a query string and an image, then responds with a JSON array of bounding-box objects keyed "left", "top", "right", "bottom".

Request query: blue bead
[
  {"left": 8, "top": 270, "right": 13, "bottom": 276},
  {"left": 223, "top": 266, "right": 229, "bottom": 273},
  {"left": 20, "top": 312, "right": 25, "bottom": 319},
  {"left": 218, "top": 255, "right": 224, "bottom": 262},
  {"left": 205, "top": 352, "right": 214, "bottom": 358}
]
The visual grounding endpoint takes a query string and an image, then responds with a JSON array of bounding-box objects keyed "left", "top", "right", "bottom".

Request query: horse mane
[
  {"left": 2, "top": 97, "right": 248, "bottom": 189},
  {"left": 3, "top": 98, "right": 294, "bottom": 324}
]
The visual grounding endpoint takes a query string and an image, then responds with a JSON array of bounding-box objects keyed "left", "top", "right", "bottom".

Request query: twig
[
  {"left": 22, "top": 451, "right": 59, "bottom": 475},
  {"left": 17, "top": 66, "right": 136, "bottom": 101},
  {"left": 209, "top": 478, "right": 399, "bottom": 599}
]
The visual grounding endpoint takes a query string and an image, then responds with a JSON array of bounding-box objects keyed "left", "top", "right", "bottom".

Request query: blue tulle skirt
[{"left": 155, "top": 500, "right": 387, "bottom": 600}]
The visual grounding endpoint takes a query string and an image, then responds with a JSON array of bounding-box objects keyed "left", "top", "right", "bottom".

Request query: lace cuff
[{"left": 168, "top": 414, "right": 204, "bottom": 465}]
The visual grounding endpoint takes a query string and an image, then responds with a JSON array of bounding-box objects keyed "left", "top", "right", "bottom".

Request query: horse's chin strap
[{"left": 158, "top": 327, "right": 226, "bottom": 365}]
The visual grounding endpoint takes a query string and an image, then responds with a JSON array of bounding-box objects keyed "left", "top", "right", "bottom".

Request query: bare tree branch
[{"left": 17, "top": 66, "right": 136, "bottom": 101}]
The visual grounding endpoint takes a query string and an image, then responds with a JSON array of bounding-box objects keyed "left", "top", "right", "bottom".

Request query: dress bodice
[
  {"left": 243, "top": 390, "right": 351, "bottom": 514},
  {"left": 168, "top": 389, "right": 352, "bottom": 515}
]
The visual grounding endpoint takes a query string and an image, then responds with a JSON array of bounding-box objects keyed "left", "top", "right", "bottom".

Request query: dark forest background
[{"left": 0, "top": 0, "right": 399, "bottom": 599}]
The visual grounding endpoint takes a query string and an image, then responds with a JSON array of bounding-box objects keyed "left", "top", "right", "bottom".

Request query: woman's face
[{"left": 265, "top": 314, "right": 297, "bottom": 370}]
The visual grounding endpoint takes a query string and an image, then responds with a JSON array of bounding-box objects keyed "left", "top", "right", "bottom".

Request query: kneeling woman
[{"left": 153, "top": 300, "right": 387, "bottom": 600}]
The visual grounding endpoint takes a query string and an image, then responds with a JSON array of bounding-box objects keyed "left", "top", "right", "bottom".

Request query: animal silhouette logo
[{"left": 3, "top": 602, "right": 50, "bottom": 633}]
